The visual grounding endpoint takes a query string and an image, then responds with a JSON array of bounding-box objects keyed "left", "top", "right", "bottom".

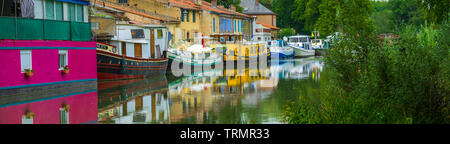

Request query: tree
[
  {"left": 274, "top": 0, "right": 297, "bottom": 30},
  {"left": 388, "top": 0, "right": 424, "bottom": 27},
  {"left": 315, "top": 0, "right": 339, "bottom": 37},
  {"left": 420, "top": 0, "right": 450, "bottom": 24},
  {"left": 372, "top": 1, "right": 395, "bottom": 33},
  {"left": 303, "top": 0, "right": 321, "bottom": 32},
  {"left": 204, "top": 0, "right": 244, "bottom": 12},
  {"left": 278, "top": 28, "right": 296, "bottom": 39},
  {"left": 258, "top": 0, "right": 275, "bottom": 11}
]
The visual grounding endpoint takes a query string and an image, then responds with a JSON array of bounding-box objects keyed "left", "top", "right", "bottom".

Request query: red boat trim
[
  {"left": 97, "top": 50, "right": 168, "bottom": 62},
  {"left": 96, "top": 42, "right": 117, "bottom": 48},
  {"left": 97, "top": 63, "right": 168, "bottom": 68},
  {"left": 98, "top": 66, "right": 167, "bottom": 71},
  {"left": 98, "top": 72, "right": 144, "bottom": 80}
]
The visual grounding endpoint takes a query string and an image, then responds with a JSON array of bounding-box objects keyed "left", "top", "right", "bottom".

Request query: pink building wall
[
  {"left": 0, "top": 40, "right": 97, "bottom": 87},
  {"left": 0, "top": 92, "right": 98, "bottom": 124}
]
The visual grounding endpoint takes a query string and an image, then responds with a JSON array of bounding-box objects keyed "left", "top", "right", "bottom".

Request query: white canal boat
[{"left": 287, "top": 35, "right": 315, "bottom": 57}]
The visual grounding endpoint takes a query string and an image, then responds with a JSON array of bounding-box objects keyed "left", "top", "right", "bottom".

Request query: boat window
[
  {"left": 131, "top": 29, "right": 145, "bottom": 38},
  {"left": 299, "top": 37, "right": 308, "bottom": 42}
]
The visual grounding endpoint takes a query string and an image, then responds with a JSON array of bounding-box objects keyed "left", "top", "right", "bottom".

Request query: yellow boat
[{"left": 211, "top": 42, "right": 269, "bottom": 61}]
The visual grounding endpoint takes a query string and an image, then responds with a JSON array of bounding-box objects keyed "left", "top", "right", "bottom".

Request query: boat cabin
[
  {"left": 267, "top": 40, "right": 287, "bottom": 48},
  {"left": 311, "top": 39, "right": 323, "bottom": 49},
  {"left": 110, "top": 24, "right": 168, "bottom": 59},
  {"left": 288, "top": 35, "right": 312, "bottom": 49}
]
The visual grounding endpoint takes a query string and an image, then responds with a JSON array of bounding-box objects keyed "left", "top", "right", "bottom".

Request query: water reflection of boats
[
  {"left": 267, "top": 58, "right": 325, "bottom": 80},
  {"left": 167, "top": 67, "right": 274, "bottom": 123},
  {"left": 97, "top": 76, "right": 169, "bottom": 124}
]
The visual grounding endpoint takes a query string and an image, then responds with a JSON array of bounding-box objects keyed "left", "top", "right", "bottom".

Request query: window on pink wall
[
  {"left": 59, "top": 50, "right": 68, "bottom": 70},
  {"left": 60, "top": 108, "right": 69, "bottom": 124},
  {"left": 20, "top": 50, "right": 32, "bottom": 73},
  {"left": 22, "top": 115, "right": 33, "bottom": 124}
]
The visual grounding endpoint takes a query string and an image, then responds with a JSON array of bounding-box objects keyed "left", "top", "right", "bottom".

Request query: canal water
[
  {"left": 0, "top": 57, "right": 325, "bottom": 124},
  {"left": 98, "top": 57, "right": 326, "bottom": 124}
]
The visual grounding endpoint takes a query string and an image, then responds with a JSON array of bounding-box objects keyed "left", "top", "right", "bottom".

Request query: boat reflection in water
[
  {"left": 268, "top": 57, "right": 324, "bottom": 80},
  {"left": 97, "top": 77, "right": 170, "bottom": 124},
  {"left": 167, "top": 57, "right": 325, "bottom": 124},
  {"left": 96, "top": 57, "right": 325, "bottom": 124}
]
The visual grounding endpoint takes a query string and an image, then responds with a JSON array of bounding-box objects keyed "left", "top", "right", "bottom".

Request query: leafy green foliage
[
  {"left": 204, "top": 0, "right": 244, "bottom": 12},
  {"left": 278, "top": 28, "right": 296, "bottom": 39},
  {"left": 283, "top": 23, "right": 450, "bottom": 124},
  {"left": 420, "top": 0, "right": 450, "bottom": 24}
]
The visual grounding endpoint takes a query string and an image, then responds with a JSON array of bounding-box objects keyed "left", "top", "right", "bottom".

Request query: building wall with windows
[
  {"left": 0, "top": 40, "right": 97, "bottom": 87},
  {"left": 125, "top": 0, "right": 202, "bottom": 45},
  {"left": 0, "top": 0, "right": 97, "bottom": 106}
]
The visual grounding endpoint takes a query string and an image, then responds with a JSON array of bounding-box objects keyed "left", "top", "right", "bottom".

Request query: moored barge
[{"left": 97, "top": 42, "right": 168, "bottom": 80}]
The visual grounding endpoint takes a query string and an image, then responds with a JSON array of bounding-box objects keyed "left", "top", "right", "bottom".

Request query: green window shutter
[
  {"left": 45, "top": 0, "right": 54, "bottom": 20},
  {"left": 69, "top": 4, "right": 75, "bottom": 21},
  {"left": 180, "top": 8, "right": 184, "bottom": 22},
  {"left": 186, "top": 11, "right": 189, "bottom": 22},
  {"left": 193, "top": 11, "right": 195, "bottom": 23},
  {"left": 76, "top": 5, "right": 83, "bottom": 22},
  {"left": 55, "top": 1, "right": 63, "bottom": 20}
]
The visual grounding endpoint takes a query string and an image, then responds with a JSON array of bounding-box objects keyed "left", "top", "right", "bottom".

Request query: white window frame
[
  {"left": 58, "top": 50, "right": 68, "bottom": 70},
  {"left": 83, "top": 5, "right": 89, "bottom": 22},
  {"left": 63, "top": 3, "right": 69, "bottom": 21},
  {"left": 91, "top": 22, "right": 99, "bottom": 30},
  {"left": 22, "top": 115, "right": 33, "bottom": 124},
  {"left": 20, "top": 50, "right": 32, "bottom": 73},
  {"left": 53, "top": 0, "right": 56, "bottom": 20},
  {"left": 59, "top": 108, "right": 70, "bottom": 124},
  {"left": 34, "top": 0, "right": 44, "bottom": 19}
]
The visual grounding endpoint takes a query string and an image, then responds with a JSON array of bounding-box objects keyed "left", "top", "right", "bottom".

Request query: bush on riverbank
[{"left": 283, "top": 23, "right": 449, "bottom": 124}]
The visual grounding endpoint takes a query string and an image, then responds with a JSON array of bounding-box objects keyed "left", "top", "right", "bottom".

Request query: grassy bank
[{"left": 283, "top": 23, "right": 449, "bottom": 124}]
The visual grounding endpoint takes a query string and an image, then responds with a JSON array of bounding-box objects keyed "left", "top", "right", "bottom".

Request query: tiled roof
[
  {"left": 199, "top": 1, "right": 250, "bottom": 18},
  {"left": 94, "top": 1, "right": 180, "bottom": 22},
  {"left": 240, "top": 0, "right": 275, "bottom": 15},
  {"left": 155, "top": 0, "right": 251, "bottom": 18},
  {"left": 257, "top": 22, "right": 279, "bottom": 30}
]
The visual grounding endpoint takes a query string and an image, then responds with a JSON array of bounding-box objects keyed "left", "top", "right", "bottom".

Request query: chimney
[
  {"left": 231, "top": 6, "right": 236, "bottom": 11},
  {"left": 256, "top": 0, "right": 259, "bottom": 5},
  {"left": 212, "top": 0, "right": 217, "bottom": 7}
]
